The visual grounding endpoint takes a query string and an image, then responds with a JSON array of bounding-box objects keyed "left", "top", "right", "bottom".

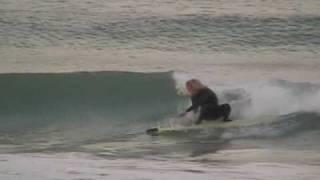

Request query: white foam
[{"left": 173, "top": 72, "right": 320, "bottom": 118}]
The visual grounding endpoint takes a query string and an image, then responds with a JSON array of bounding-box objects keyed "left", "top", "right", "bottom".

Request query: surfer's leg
[
  {"left": 220, "top": 104, "right": 232, "bottom": 122},
  {"left": 196, "top": 110, "right": 205, "bottom": 125},
  {"left": 196, "top": 105, "right": 211, "bottom": 124},
  {"left": 197, "top": 104, "right": 232, "bottom": 124},
  {"left": 197, "top": 105, "right": 220, "bottom": 124}
]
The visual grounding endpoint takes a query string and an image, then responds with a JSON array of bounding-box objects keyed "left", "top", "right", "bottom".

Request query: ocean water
[{"left": 0, "top": 0, "right": 320, "bottom": 179}]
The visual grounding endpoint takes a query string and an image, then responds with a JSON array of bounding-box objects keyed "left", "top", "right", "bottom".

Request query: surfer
[{"left": 180, "top": 79, "right": 232, "bottom": 124}]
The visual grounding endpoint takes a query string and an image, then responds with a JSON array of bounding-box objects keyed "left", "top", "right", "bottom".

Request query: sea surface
[{"left": 0, "top": 0, "right": 320, "bottom": 179}]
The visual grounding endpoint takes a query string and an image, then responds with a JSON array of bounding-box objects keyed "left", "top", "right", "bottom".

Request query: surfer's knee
[
  {"left": 221, "top": 104, "right": 231, "bottom": 114},
  {"left": 220, "top": 104, "right": 231, "bottom": 121}
]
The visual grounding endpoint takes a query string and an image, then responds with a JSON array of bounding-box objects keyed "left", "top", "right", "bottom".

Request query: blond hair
[{"left": 186, "top": 79, "right": 206, "bottom": 95}]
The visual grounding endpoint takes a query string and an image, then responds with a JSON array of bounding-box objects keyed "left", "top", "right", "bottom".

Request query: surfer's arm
[
  {"left": 185, "top": 101, "right": 202, "bottom": 113},
  {"left": 185, "top": 91, "right": 212, "bottom": 113},
  {"left": 185, "top": 105, "right": 196, "bottom": 112},
  {"left": 179, "top": 105, "right": 196, "bottom": 117}
]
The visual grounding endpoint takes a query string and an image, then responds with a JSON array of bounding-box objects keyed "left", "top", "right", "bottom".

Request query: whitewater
[{"left": 0, "top": 0, "right": 320, "bottom": 179}]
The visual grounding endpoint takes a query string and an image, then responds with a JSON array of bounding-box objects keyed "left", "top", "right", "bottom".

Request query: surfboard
[{"left": 146, "top": 116, "right": 276, "bottom": 136}]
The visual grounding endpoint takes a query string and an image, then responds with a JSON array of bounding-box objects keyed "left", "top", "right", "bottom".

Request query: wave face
[
  {"left": 0, "top": 71, "right": 183, "bottom": 138},
  {"left": 1, "top": 71, "right": 320, "bottom": 155}
]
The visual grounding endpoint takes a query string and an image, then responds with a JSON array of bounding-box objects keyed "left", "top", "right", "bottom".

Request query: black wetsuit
[{"left": 185, "top": 88, "right": 231, "bottom": 124}]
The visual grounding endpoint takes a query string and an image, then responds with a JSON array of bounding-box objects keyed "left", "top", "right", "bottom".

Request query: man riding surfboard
[{"left": 180, "top": 79, "right": 232, "bottom": 124}]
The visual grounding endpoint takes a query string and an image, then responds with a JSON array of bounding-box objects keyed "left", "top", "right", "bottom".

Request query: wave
[
  {"left": 173, "top": 73, "right": 320, "bottom": 141},
  {"left": 174, "top": 72, "right": 320, "bottom": 117},
  {"left": 228, "top": 79, "right": 320, "bottom": 118},
  {"left": 0, "top": 71, "right": 183, "bottom": 136},
  {"left": 219, "top": 112, "right": 320, "bottom": 140},
  {"left": 2, "top": 11, "right": 320, "bottom": 52},
  {"left": 1, "top": 71, "right": 319, "bottom": 150}
]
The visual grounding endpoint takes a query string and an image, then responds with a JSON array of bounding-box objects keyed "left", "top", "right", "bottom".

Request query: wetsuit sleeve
[
  {"left": 185, "top": 104, "right": 195, "bottom": 113},
  {"left": 185, "top": 96, "right": 200, "bottom": 112}
]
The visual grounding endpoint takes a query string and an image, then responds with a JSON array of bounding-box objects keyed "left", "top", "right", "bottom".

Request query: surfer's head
[{"left": 185, "top": 79, "right": 206, "bottom": 95}]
